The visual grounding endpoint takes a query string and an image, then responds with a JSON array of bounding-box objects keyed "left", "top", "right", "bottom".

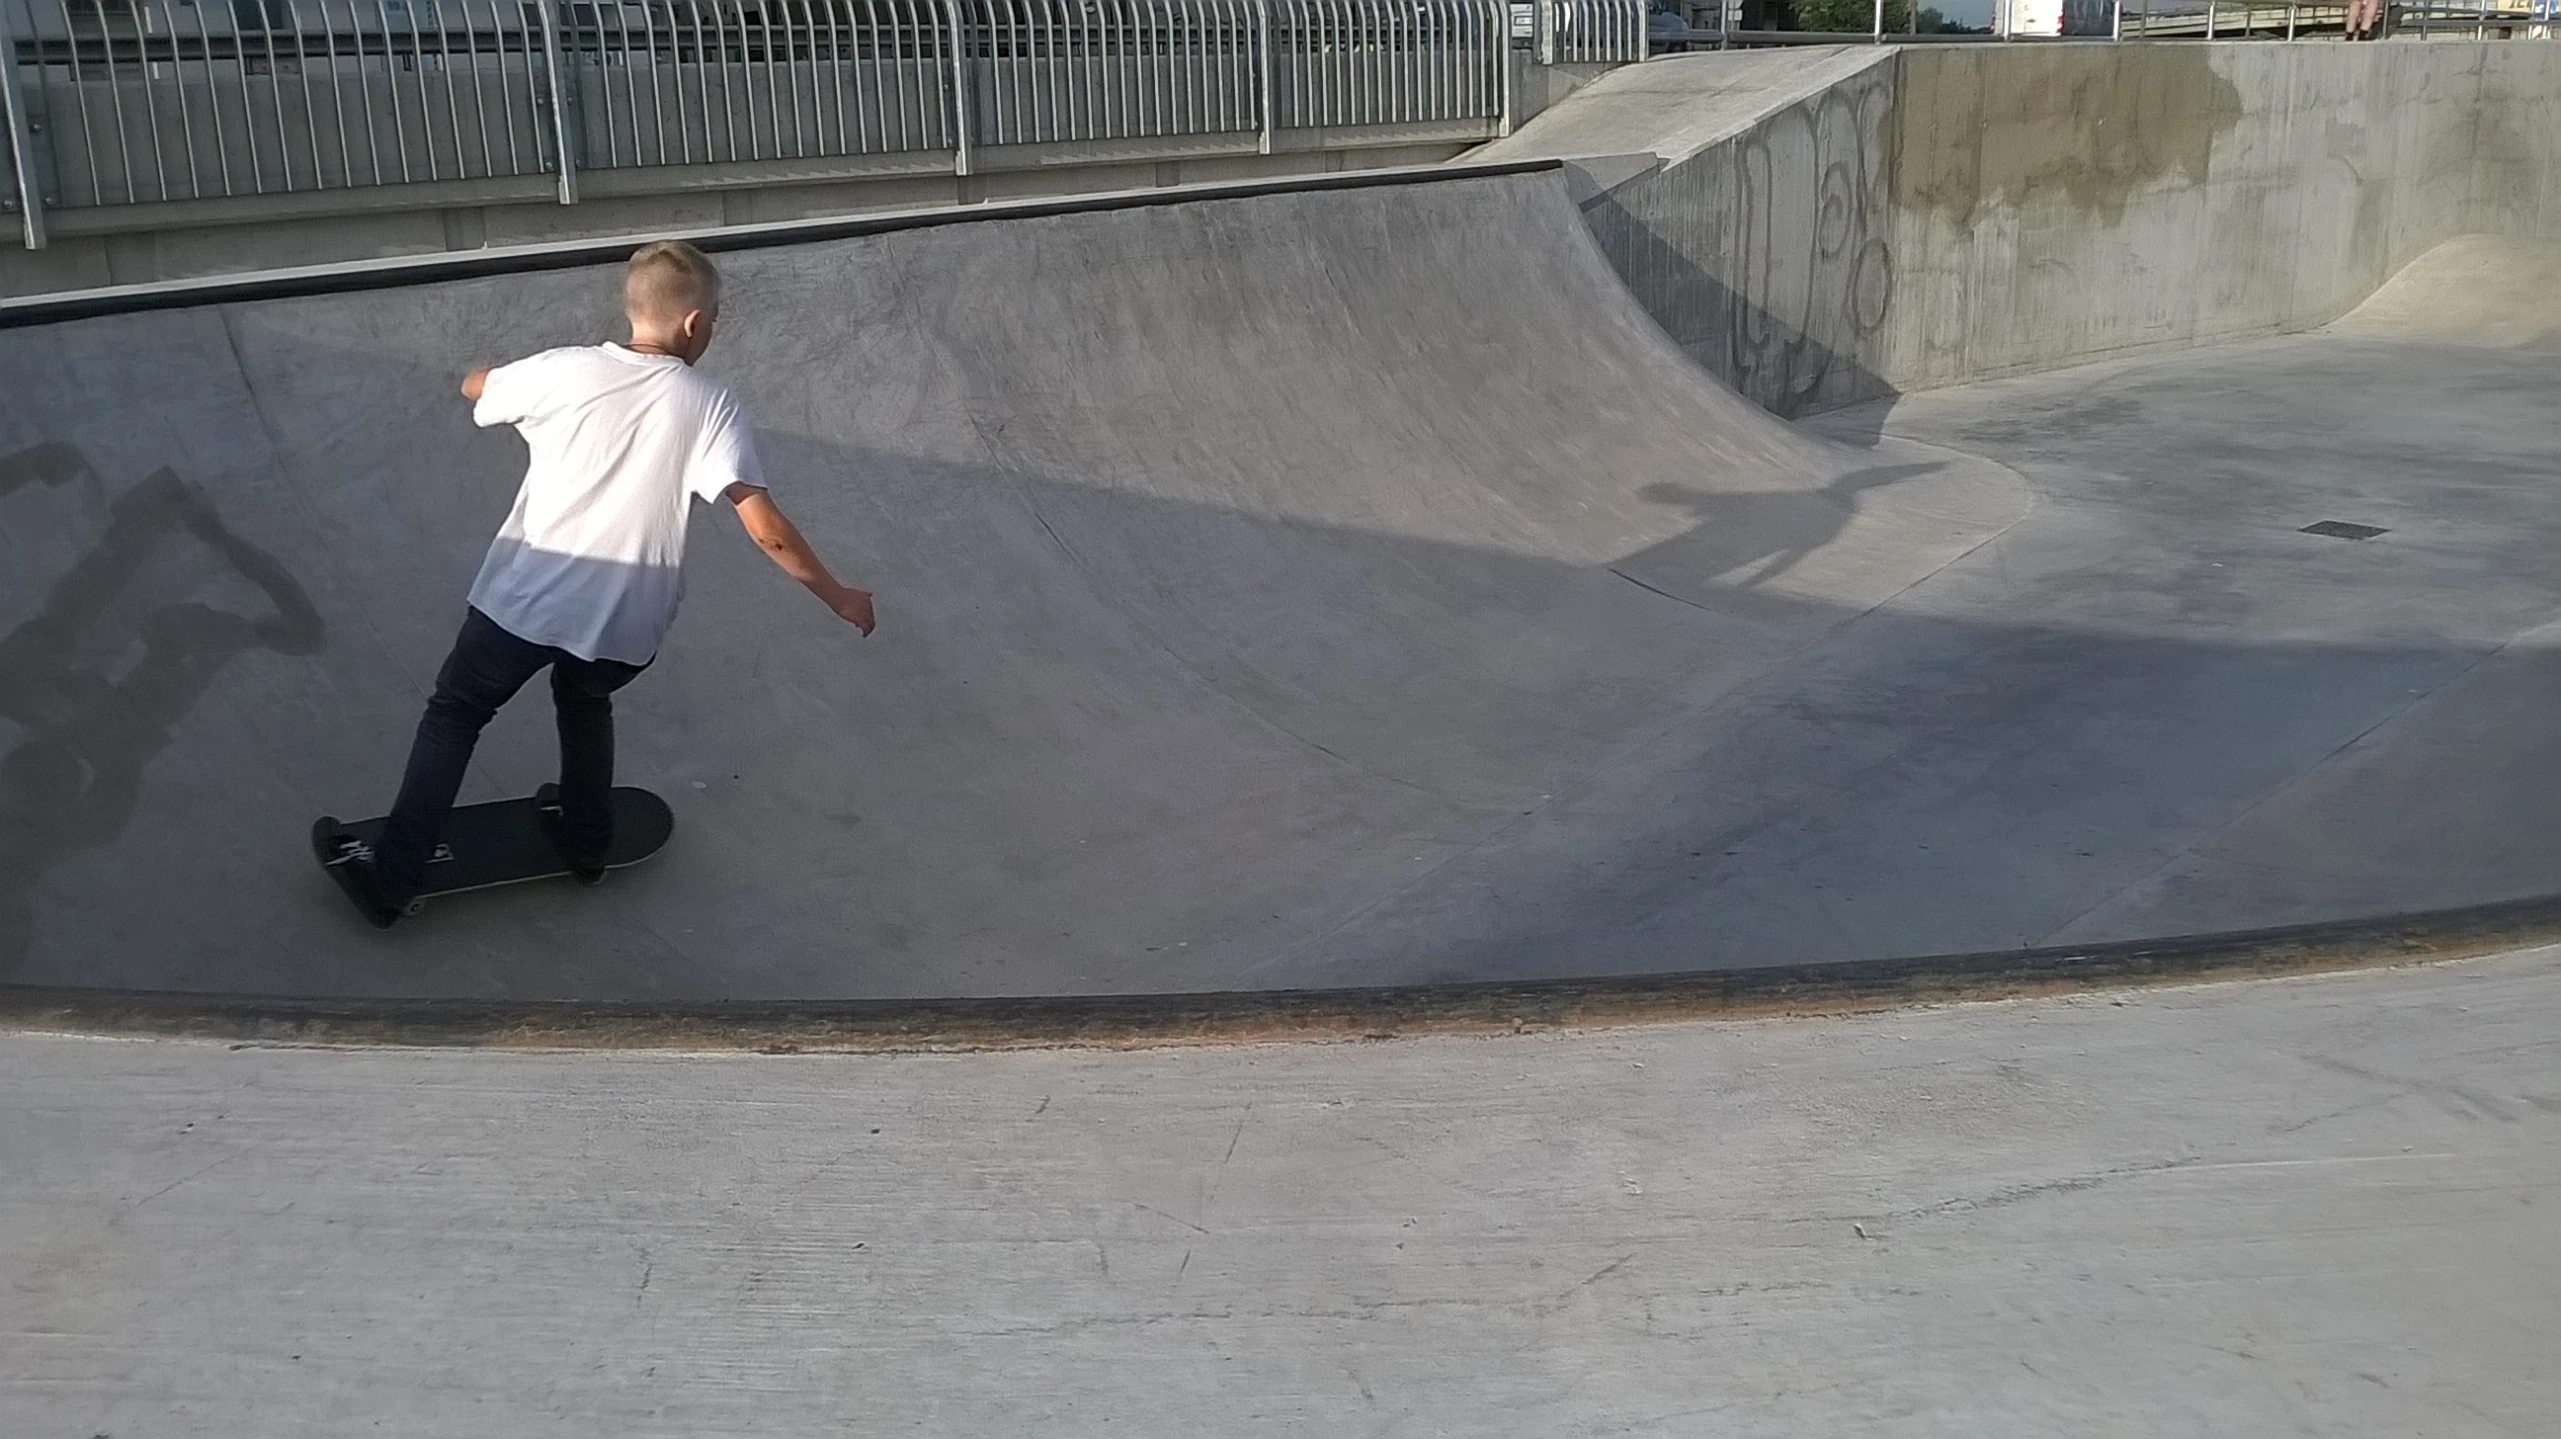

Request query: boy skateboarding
[{"left": 323, "top": 240, "right": 873, "bottom": 926}]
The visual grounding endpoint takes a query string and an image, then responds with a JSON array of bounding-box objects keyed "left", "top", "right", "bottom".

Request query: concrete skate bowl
[{"left": 5, "top": 164, "right": 2560, "bottom": 1050}]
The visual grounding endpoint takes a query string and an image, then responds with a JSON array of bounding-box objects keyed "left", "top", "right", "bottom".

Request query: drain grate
[{"left": 2301, "top": 520, "right": 2388, "bottom": 541}]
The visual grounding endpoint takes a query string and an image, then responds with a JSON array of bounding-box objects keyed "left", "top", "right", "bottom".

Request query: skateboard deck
[{"left": 312, "top": 785, "right": 674, "bottom": 917}]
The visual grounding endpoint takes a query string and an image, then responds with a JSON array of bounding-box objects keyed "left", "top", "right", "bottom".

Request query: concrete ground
[{"left": 6, "top": 949, "right": 2555, "bottom": 1436}]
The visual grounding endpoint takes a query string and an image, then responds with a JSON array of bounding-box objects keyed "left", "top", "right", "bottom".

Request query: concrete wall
[
  {"left": 1516, "top": 42, "right": 2561, "bottom": 415},
  {"left": 0, "top": 138, "right": 1477, "bottom": 297}
]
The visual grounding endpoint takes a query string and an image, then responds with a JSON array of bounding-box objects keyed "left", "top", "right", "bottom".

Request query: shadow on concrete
[{"left": 0, "top": 445, "right": 323, "bottom": 979}]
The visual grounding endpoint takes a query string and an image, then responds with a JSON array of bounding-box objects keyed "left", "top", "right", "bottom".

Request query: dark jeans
[{"left": 372, "top": 607, "right": 649, "bottom": 903}]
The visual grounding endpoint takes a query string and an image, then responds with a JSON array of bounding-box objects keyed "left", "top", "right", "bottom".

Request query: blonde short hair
[{"left": 624, "top": 240, "right": 721, "bottom": 323}]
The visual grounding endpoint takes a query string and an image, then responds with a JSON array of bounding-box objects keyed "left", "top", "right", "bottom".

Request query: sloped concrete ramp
[{"left": 2, "top": 168, "right": 2554, "bottom": 1005}]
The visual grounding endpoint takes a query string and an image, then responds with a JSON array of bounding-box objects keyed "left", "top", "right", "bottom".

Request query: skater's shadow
[
  {"left": 0, "top": 444, "right": 324, "bottom": 976},
  {"left": 1621, "top": 461, "right": 1945, "bottom": 594}
]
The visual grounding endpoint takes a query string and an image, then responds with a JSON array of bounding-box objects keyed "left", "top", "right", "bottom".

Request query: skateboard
[{"left": 312, "top": 784, "right": 674, "bottom": 922}]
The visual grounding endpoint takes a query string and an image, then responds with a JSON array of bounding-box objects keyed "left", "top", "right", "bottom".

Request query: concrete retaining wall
[{"left": 1496, "top": 42, "right": 2561, "bottom": 415}]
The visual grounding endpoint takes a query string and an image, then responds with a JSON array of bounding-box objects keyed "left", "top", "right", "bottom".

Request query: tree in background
[{"left": 1790, "top": 0, "right": 1914, "bottom": 27}]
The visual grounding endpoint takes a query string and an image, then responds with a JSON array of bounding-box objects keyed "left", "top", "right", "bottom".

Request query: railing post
[
  {"left": 1535, "top": 0, "right": 1554, "bottom": 66},
  {"left": 1255, "top": 0, "right": 1274, "bottom": 156},
  {"left": 0, "top": 1, "right": 45, "bottom": 250},
  {"left": 535, "top": 0, "right": 579, "bottom": 205},
  {"left": 1496, "top": 0, "right": 1514, "bottom": 136},
  {"left": 1872, "top": 0, "right": 1885, "bottom": 39},
  {"left": 947, "top": 0, "right": 973, "bottom": 178}
]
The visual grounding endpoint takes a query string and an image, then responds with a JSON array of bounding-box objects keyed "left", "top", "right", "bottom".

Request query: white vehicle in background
[{"left": 1996, "top": 0, "right": 2114, "bottom": 30}]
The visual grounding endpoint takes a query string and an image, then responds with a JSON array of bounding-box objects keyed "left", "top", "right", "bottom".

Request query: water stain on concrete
[{"left": 1895, "top": 47, "right": 2246, "bottom": 229}]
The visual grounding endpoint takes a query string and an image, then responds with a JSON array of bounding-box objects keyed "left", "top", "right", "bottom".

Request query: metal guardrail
[
  {"left": 1657, "top": 0, "right": 2553, "bottom": 42},
  {"left": 0, "top": 0, "right": 1645, "bottom": 248}
]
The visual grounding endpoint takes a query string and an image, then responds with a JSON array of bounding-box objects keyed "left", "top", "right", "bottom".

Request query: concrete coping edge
[
  {"left": 0, "top": 159, "right": 1566, "bottom": 330},
  {"left": 6, "top": 893, "right": 2556, "bottom": 1052}
]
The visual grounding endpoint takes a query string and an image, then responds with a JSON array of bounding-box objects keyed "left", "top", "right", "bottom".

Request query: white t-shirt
[{"left": 467, "top": 343, "right": 764, "bottom": 664}]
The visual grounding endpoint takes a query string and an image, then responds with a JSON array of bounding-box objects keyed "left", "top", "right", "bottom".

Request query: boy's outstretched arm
[{"left": 725, "top": 483, "right": 876, "bottom": 635}]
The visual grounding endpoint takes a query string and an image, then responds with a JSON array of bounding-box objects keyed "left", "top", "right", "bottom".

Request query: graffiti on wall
[{"left": 1579, "top": 61, "right": 1898, "bottom": 420}]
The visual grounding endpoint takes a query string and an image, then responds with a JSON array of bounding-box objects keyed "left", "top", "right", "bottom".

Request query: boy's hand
[{"left": 827, "top": 583, "right": 876, "bottom": 636}]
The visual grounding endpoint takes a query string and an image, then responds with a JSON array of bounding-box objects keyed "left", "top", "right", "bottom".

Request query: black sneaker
[
  {"left": 313, "top": 821, "right": 414, "bottom": 928},
  {"left": 535, "top": 784, "right": 610, "bottom": 886}
]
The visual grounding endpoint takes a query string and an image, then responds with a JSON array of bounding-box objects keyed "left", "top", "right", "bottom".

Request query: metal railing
[
  {"left": 1532, "top": 0, "right": 1644, "bottom": 61},
  {"left": 1653, "top": 0, "right": 2556, "bottom": 40},
  {"left": 2, "top": 0, "right": 1643, "bottom": 246}
]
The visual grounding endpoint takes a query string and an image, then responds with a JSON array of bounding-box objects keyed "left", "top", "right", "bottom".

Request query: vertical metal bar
[
  {"left": 1139, "top": 0, "right": 1156, "bottom": 139},
  {"left": 534, "top": 0, "right": 574, "bottom": 196},
  {"left": 117, "top": 0, "right": 165, "bottom": 198},
  {"left": 285, "top": 0, "right": 323, "bottom": 185},
  {"left": 878, "top": 0, "right": 906, "bottom": 151},
  {"left": 1870, "top": 0, "right": 1882, "bottom": 37},
  {"left": 790, "top": 0, "right": 813, "bottom": 155},
  {"left": 207, "top": 0, "right": 246, "bottom": 194},
  {"left": 400, "top": 0, "right": 434, "bottom": 178},
  {"left": 1011, "top": 0, "right": 1028, "bottom": 145},
  {"left": 978, "top": 0, "right": 999, "bottom": 146},
  {"left": 755, "top": 0, "right": 779, "bottom": 157},
  {"left": 706, "top": 0, "right": 732, "bottom": 160},
  {"left": 457, "top": 0, "right": 492, "bottom": 176},
  {"left": 946, "top": 0, "right": 967, "bottom": 172},
  {"left": 210, "top": 0, "right": 254, "bottom": 194},
  {"left": 1038, "top": 0, "right": 1052, "bottom": 145},
  {"left": 673, "top": 0, "right": 696, "bottom": 165},
  {"left": 433, "top": 0, "right": 469, "bottom": 180},
  {"left": 1252, "top": 0, "right": 1270, "bottom": 145},
  {"left": 149, "top": 0, "right": 201, "bottom": 195},
  {"left": 370, "top": 0, "right": 411, "bottom": 181},
  {"left": 256, "top": 0, "right": 292, "bottom": 188},
  {"left": 740, "top": 0, "right": 763, "bottom": 157},
  {"left": 911, "top": 0, "right": 932, "bottom": 151},
  {"left": 1492, "top": 0, "right": 1508, "bottom": 133},
  {"left": 1175, "top": 0, "right": 1191, "bottom": 136},
  {"left": 316, "top": 0, "right": 357, "bottom": 185},
  {"left": 640, "top": 0, "right": 665, "bottom": 165},
  {"left": 357, "top": 0, "right": 386, "bottom": 184},
  {"left": 503, "top": 0, "right": 531, "bottom": 175},
  {"left": 768, "top": 0, "right": 790, "bottom": 156},
  {"left": 594, "top": 0, "right": 624, "bottom": 166},
  {"left": 819, "top": 0, "right": 844, "bottom": 153},
  {"left": 1141, "top": 0, "right": 1158, "bottom": 140},
  {"left": 928, "top": 0, "right": 948, "bottom": 154},
  {"left": 55, "top": 0, "right": 99, "bottom": 204},
  {"left": 0, "top": 0, "right": 45, "bottom": 245},
  {"left": 582, "top": 0, "right": 614, "bottom": 167},
  {"left": 813, "top": 0, "right": 838, "bottom": 155}
]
